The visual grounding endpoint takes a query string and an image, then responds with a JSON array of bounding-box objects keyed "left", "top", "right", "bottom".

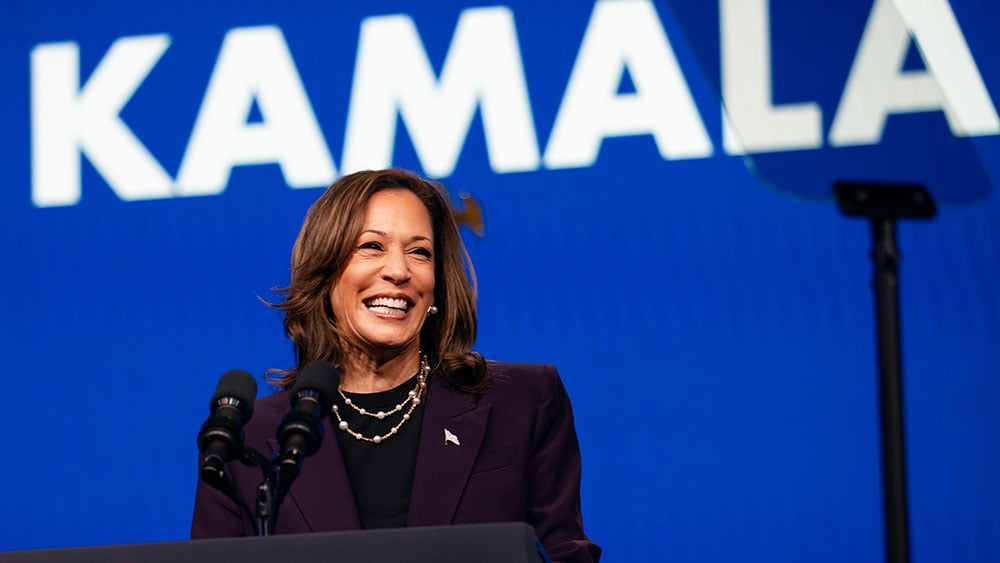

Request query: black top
[{"left": 334, "top": 375, "right": 425, "bottom": 529}]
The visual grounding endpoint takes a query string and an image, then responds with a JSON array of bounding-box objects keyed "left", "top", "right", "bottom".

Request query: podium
[{"left": 0, "top": 522, "right": 545, "bottom": 563}]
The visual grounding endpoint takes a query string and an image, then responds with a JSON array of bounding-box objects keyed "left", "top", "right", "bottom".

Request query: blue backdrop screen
[{"left": 2, "top": 1, "right": 998, "bottom": 561}]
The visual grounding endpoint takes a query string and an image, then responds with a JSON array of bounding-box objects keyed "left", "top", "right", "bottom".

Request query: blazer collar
[{"left": 407, "top": 373, "right": 490, "bottom": 526}]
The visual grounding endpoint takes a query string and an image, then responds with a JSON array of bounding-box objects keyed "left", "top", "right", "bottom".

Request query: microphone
[
  {"left": 275, "top": 361, "right": 340, "bottom": 484},
  {"left": 197, "top": 370, "right": 257, "bottom": 486}
]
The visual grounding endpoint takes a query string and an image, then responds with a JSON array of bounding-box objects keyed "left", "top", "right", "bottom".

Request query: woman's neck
[{"left": 338, "top": 346, "right": 421, "bottom": 393}]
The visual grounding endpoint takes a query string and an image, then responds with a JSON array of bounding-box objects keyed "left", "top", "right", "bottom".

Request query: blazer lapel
[
  {"left": 266, "top": 417, "right": 362, "bottom": 532},
  {"left": 407, "top": 375, "right": 490, "bottom": 526}
]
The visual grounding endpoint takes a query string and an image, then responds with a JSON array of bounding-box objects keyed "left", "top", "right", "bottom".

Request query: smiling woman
[
  {"left": 190, "top": 169, "right": 601, "bottom": 563},
  {"left": 269, "top": 169, "right": 486, "bottom": 394}
]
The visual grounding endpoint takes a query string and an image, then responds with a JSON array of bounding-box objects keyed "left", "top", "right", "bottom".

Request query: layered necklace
[{"left": 331, "top": 354, "right": 429, "bottom": 444}]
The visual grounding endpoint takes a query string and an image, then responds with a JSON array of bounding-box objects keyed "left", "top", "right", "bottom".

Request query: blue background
[{"left": 1, "top": 1, "right": 998, "bottom": 561}]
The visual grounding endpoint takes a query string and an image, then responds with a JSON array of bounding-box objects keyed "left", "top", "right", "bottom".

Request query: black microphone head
[
  {"left": 211, "top": 369, "right": 257, "bottom": 422},
  {"left": 290, "top": 361, "right": 340, "bottom": 407}
]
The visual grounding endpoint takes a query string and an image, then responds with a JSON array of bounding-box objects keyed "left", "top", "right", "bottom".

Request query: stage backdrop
[{"left": 2, "top": 1, "right": 998, "bottom": 561}]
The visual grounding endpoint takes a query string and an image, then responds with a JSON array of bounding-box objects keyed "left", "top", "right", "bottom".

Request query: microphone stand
[
  {"left": 208, "top": 446, "right": 308, "bottom": 536},
  {"left": 833, "top": 181, "right": 935, "bottom": 563},
  {"left": 239, "top": 448, "right": 278, "bottom": 536}
]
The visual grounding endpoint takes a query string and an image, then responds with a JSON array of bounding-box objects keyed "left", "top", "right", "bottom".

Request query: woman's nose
[{"left": 381, "top": 248, "right": 410, "bottom": 283}]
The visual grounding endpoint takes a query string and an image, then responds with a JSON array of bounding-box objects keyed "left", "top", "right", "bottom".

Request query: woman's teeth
[{"left": 366, "top": 297, "right": 410, "bottom": 313}]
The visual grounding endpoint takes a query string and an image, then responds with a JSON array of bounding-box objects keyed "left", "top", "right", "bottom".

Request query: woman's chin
[{"left": 358, "top": 332, "right": 421, "bottom": 355}]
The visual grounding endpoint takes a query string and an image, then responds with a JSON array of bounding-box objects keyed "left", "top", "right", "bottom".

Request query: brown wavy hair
[{"left": 269, "top": 169, "right": 488, "bottom": 392}]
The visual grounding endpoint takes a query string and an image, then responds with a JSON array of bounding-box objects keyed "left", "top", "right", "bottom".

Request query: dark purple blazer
[{"left": 191, "top": 361, "right": 601, "bottom": 563}]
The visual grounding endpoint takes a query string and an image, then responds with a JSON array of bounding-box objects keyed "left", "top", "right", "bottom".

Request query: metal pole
[{"left": 870, "top": 217, "right": 910, "bottom": 563}]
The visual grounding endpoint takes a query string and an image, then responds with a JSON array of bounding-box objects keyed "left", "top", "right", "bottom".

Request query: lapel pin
[{"left": 444, "top": 428, "right": 461, "bottom": 446}]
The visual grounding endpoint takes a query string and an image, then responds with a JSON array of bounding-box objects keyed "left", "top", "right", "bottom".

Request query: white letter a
[
  {"left": 176, "top": 26, "right": 335, "bottom": 196},
  {"left": 830, "top": 0, "right": 999, "bottom": 146}
]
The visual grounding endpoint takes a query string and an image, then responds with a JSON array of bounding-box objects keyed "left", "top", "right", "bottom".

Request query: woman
[{"left": 191, "top": 169, "right": 600, "bottom": 562}]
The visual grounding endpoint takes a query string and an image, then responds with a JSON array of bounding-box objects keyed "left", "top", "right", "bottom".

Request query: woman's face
[{"left": 329, "top": 188, "right": 436, "bottom": 358}]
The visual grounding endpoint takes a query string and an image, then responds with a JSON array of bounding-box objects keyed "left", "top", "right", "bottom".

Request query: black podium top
[{"left": 0, "top": 522, "right": 545, "bottom": 563}]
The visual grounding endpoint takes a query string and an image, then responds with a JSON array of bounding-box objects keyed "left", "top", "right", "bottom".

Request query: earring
[{"left": 427, "top": 305, "right": 439, "bottom": 315}]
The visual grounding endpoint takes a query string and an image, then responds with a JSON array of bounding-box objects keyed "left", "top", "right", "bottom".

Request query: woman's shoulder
[
  {"left": 483, "top": 360, "right": 567, "bottom": 401},
  {"left": 243, "top": 387, "right": 292, "bottom": 433},
  {"left": 257, "top": 386, "right": 292, "bottom": 408},
  {"left": 485, "top": 360, "right": 558, "bottom": 380}
]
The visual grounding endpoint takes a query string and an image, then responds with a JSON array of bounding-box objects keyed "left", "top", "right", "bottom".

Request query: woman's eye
[
  {"left": 411, "top": 247, "right": 433, "bottom": 259},
  {"left": 358, "top": 241, "right": 383, "bottom": 251}
]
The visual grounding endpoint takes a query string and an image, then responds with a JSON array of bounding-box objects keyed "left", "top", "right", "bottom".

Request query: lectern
[{"left": 0, "top": 522, "right": 545, "bottom": 563}]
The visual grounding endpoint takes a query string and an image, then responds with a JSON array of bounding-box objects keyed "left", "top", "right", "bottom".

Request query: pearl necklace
[{"left": 331, "top": 354, "right": 429, "bottom": 444}]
